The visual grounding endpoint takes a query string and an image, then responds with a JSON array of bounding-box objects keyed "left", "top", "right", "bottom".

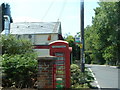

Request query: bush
[
  {"left": 71, "top": 64, "right": 94, "bottom": 88},
  {"left": 0, "top": 35, "right": 34, "bottom": 55},
  {"left": 2, "top": 54, "right": 37, "bottom": 88},
  {"left": 1, "top": 35, "right": 38, "bottom": 88}
]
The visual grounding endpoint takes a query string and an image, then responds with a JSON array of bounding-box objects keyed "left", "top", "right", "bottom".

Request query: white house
[{"left": 1, "top": 22, "right": 64, "bottom": 56}]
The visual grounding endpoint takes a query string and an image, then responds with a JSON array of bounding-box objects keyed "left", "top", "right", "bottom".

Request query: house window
[
  {"left": 17, "top": 35, "right": 21, "bottom": 39},
  {"left": 28, "top": 35, "right": 32, "bottom": 39}
]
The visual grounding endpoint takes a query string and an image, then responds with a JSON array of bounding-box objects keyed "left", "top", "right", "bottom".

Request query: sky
[{"left": 0, "top": 0, "right": 99, "bottom": 36}]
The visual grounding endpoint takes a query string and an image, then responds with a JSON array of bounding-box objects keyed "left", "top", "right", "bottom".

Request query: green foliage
[
  {"left": 64, "top": 34, "right": 80, "bottom": 62},
  {"left": 1, "top": 35, "right": 38, "bottom": 88},
  {"left": 103, "top": 45, "right": 117, "bottom": 65},
  {"left": 2, "top": 54, "right": 37, "bottom": 88},
  {"left": 0, "top": 35, "right": 34, "bottom": 55},
  {"left": 65, "top": 35, "right": 74, "bottom": 43},
  {"left": 84, "top": 2, "right": 120, "bottom": 66},
  {"left": 71, "top": 64, "right": 94, "bottom": 88}
]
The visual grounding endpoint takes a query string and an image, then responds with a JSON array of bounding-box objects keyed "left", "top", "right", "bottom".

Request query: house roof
[{"left": 1, "top": 22, "right": 61, "bottom": 34}]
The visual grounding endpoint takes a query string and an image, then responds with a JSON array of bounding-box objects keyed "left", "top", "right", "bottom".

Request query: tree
[
  {"left": 84, "top": 1, "right": 120, "bottom": 65},
  {"left": 64, "top": 34, "right": 80, "bottom": 63}
]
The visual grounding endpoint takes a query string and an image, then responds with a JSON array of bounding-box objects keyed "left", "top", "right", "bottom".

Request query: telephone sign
[
  {"left": 75, "top": 37, "right": 81, "bottom": 43},
  {"left": 52, "top": 45, "right": 66, "bottom": 48}
]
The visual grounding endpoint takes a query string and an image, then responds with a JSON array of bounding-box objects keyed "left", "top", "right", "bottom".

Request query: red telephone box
[{"left": 49, "top": 40, "right": 72, "bottom": 88}]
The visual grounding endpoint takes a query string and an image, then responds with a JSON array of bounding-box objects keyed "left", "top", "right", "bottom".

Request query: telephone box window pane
[
  {"left": 57, "top": 57, "right": 64, "bottom": 60},
  {"left": 55, "top": 53, "right": 64, "bottom": 56},
  {"left": 56, "top": 61, "right": 64, "bottom": 64}
]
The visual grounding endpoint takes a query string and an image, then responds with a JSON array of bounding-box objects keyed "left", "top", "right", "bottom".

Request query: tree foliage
[
  {"left": 1, "top": 35, "right": 34, "bottom": 55},
  {"left": 64, "top": 35, "right": 80, "bottom": 62},
  {"left": 84, "top": 1, "right": 120, "bottom": 66},
  {"left": 1, "top": 35, "right": 38, "bottom": 88}
]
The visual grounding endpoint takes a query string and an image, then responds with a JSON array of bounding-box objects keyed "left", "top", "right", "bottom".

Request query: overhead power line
[
  {"left": 41, "top": 0, "right": 54, "bottom": 22},
  {"left": 41, "top": 0, "right": 67, "bottom": 22},
  {"left": 58, "top": 0, "right": 67, "bottom": 20}
]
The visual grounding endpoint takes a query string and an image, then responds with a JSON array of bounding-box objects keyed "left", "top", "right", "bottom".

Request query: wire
[
  {"left": 58, "top": 0, "right": 67, "bottom": 20},
  {"left": 41, "top": 0, "right": 67, "bottom": 22},
  {"left": 53, "top": 0, "right": 67, "bottom": 34},
  {"left": 41, "top": 0, "right": 54, "bottom": 22}
]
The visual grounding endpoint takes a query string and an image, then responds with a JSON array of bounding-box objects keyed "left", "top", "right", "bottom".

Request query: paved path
[{"left": 86, "top": 64, "right": 120, "bottom": 90}]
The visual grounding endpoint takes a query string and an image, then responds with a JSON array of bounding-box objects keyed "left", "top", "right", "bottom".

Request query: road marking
[{"left": 88, "top": 68, "right": 101, "bottom": 90}]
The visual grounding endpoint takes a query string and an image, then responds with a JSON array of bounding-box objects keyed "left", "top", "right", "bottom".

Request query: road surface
[{"left": 86, "top": 64, "right": 120, "bottom": 90}]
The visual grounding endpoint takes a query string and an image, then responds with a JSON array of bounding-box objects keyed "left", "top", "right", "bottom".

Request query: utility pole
[
  {"left": 0, "top": 3, "right": 4, "bottom": 33},
  {"left": 80, "top": 0, "right": 85, "bottom": 72}
]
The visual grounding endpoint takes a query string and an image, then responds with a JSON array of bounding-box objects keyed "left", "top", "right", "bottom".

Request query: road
[{"left": 86, "top": 64, "right": 120, "bottom": 90}]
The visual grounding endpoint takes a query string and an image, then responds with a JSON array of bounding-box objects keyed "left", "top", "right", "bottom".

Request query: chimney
[
  {"left": 4, "top": 15, "right": 10, "bottom": 35},
  {"left": 0, "top": 3, "right": 13, "bottom": 34}
]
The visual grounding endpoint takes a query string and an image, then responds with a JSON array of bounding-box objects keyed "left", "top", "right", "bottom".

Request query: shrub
[
  {"left": 71, "top": 64, "right": 94, "bottom": 88},
  {"left": 2, "top": 54, "right": 38, "bottom": 88},
  {"left": 0, "top": 35, "right": 34, "bottom": 55},
  {"left": 1, "top": 35, "right": 38, "bottom": 88}
]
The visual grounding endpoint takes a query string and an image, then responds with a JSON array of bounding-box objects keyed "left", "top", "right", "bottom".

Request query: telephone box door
[{"left": 49, "top": 40, "right": 71, "bottom": 88}]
